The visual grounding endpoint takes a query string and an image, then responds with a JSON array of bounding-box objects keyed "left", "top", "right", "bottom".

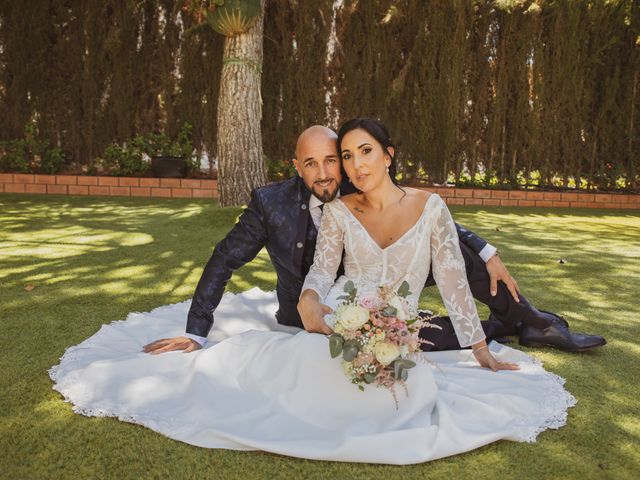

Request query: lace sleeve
[
  {"left": 430, "top": 196, "right": 486, "bottom": 347},
  {"left": 301, "top": 202, "right": 344, "bottom": 301}
]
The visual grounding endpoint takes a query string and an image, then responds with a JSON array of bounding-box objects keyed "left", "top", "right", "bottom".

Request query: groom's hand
[
  {"left": 486, "top": 254, "right": 520, "bottom": 302},
  {"left": 298, "top": 290, "right": 334, "bottom": 335},
  {"left": 143, "top": 337, "right": 201, "bottom": 355}
]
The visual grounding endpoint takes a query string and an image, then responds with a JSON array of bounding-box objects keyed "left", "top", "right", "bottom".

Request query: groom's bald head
[
  {"left": 295, "top": 126, "right": 338, "bottom": 159},
  {"left": 293, "top": 126, "right": 341, "bottom": 202}
]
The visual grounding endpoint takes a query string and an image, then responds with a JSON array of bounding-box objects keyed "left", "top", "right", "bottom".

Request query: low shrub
[
  {"left": 98, "top": 123, "right": 196, "bottom": 176},
  {"left": 0, "top": 124, "right": 66, "bottom": 174}
]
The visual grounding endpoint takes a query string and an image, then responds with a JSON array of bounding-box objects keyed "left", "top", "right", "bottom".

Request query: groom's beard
[{"left": 309, "top": 178, "right": 339, "bottom": 203}]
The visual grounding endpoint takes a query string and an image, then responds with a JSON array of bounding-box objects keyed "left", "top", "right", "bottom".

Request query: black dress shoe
[
  {"left": 538, "top": 310, "right": 569, "bottom": 328},
  {"left": 519, "top": 317, "right": 606, "bottom": 352}
]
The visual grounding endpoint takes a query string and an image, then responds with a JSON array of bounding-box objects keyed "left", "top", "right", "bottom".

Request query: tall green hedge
[{"left": 1, "top": 1, "right": 638, "bottom": 189}]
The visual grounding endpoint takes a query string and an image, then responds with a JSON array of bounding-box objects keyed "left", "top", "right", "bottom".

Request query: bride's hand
[
  {"left": 472, "top": 343, "right": 520, "bottom": 372},
  {"left": 298, "top": 289, "right": 334, "bottom": 335}
]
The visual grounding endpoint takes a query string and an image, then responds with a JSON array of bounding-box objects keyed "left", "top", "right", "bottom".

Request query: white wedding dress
[{"left": 50, "top": 194, "right": 576, "bottom": 465}]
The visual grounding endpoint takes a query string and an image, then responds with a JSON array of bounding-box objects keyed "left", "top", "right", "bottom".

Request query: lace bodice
[{"left": 302, "top": 193, "right": 485, "bottom": 347}]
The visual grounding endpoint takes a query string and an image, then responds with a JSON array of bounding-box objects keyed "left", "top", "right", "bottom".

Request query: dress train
[{"left": 50, "top": 288, "right": 576, "bottom": 465}]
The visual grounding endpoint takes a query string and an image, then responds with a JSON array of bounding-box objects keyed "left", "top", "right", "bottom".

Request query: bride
[
  {"left": 299, "top": 118, "right": 518, "bottom": 372},
  {"left": 50, "top": 118, "right": 575, "bottom": 465}
]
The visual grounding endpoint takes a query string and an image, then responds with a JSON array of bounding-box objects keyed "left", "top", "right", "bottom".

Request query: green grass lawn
[{"left": 1, "top": 194, "right": 639, "bottom": 479}]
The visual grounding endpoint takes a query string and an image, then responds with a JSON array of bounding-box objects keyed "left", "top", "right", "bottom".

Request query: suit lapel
[{"left": 291, "top": 176, "right": 313, "bottom": 275}]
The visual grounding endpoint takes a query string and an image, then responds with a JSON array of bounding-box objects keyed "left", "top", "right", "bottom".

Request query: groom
[{"left": 144, "top": 126, "right": 605, "bottom": 354}]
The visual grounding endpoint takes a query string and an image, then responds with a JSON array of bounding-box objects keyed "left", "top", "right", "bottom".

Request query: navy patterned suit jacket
[{"left": 186, "top": 176, "right": 488, "bottom": 338}]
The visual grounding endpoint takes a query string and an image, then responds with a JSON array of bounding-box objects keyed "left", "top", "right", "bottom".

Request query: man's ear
[{"left": 292, "top": 158, "right": 302, "bottom": 176}]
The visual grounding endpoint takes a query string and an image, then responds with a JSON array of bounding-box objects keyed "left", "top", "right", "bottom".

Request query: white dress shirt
[
  {"left": 478, "top": 244, "right": 497, "bottom": 263},
  {"left": 309, "top": 193, "right": 324, "bottom": 230}
]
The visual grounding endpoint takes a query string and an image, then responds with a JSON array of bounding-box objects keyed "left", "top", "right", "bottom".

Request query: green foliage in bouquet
[
  {"left": 393, "top": 359, "right": 416, "bottom": 382},
  {"left": 336, "top": 280, "right": 357, "bottom": 303},
  {"left": 397, "top": 281, "right": 411, "bottom": 298},
  {"left": 329, "top": 334, "right": 345, "bottom": 360}
]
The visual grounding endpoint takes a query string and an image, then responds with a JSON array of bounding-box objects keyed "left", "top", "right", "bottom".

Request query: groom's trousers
[{"left": 420, "top": 241, "right": 553, "bottom": 351}]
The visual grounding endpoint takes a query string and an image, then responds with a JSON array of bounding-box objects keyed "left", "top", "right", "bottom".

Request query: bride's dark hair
[{"left": 336, "top": 117, "right": 400, "bottom": 186}]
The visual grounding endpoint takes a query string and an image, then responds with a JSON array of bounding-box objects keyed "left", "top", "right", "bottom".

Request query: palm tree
[{"left": 189, "top": 0, "right": 267, "bottom": 206}]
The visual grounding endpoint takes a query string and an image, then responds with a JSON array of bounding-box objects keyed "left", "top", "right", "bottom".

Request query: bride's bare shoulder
[
  {"left": 405, "top": 187, "right": 432, "bottom": 199},
  {"left": 402, "top": 187, "right": 433, "bottom": 207},
  {"left": 338, "top": 193, "right": 362, "bottom": 209}
]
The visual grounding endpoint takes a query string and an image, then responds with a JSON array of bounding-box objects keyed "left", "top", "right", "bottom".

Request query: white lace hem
[{"left": 49, "top": 291, "right": 577, "bottom": 463}]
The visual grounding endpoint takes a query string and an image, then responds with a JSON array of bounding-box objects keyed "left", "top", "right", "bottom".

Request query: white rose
[
  {"left": 338, "top": 305, "right": 370, "bottom": 330},
  {"left": 388, "top": 295, "right": 407, "bottom": 321},
  {"left": 374, "top": 342, "right": 400, "bottom": 366}
]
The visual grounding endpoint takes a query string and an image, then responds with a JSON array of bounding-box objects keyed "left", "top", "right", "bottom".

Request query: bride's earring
[{"left": 386, "top": 165, "right": 390, "bottom": 173}]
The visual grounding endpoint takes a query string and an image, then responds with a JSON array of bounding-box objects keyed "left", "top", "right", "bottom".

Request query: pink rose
[{"left": 359, "top": 295, "right": 382, "bottom": 310}]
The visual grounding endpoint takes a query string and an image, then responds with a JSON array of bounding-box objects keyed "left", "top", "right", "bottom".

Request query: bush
[
  {"left": 174, "top": 123, "right": 197, "bottom": 174},
  {"left": 99, "top": 144, "right": 149, "bottom": 177},
  {"left": 266, "top": 154, "right": 295, "bottom": 181},
  {"left": 97, "top": 123, "right": 195, "bottom": 177},
  {"left": 0, "top": 139, "right": 30, "bottom": 173},
  {"left": 1, "top": 123, "right": 197, "bottom": 178},
  {"left": 39, "top": 145, "right": 66, "bottom": 174},
  {"left": 0, "top": 124, "right": 67, "bottom": 174}
]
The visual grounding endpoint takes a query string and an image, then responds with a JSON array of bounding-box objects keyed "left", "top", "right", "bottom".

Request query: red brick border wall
[
  {"left": 1, "top": 173, "right": 638, "bottom": 208},
  {"left": 417, "top": 186, "right": 640, "bottom": 209},
  {"left": 0, "top": 174, "right": 217, "bottom": 199}
]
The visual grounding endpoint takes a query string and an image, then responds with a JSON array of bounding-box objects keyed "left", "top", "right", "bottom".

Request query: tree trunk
[
  {"left": 216, "top": 0, "right": 267, "bottom": 206},
  {"left": 628, "top": 71, "right": 637, "bottom": 189}
]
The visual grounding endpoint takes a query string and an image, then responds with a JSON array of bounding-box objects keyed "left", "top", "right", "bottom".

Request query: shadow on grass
[{"left": 0, "top": 196, "right": 276, "bottom": 367}]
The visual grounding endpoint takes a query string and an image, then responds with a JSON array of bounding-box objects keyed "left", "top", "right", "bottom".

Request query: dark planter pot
[{"left": 151, "top": 156, "right": 185, "bottom": 178}]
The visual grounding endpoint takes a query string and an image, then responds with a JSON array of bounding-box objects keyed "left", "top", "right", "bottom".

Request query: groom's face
[{"left": 293, "top": 130, "right": 342, "bottom": 203}]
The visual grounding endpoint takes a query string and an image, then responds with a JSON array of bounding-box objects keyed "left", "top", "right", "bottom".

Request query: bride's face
[{"left": 340, "top": 129, "right": 393, "bottom": 192}]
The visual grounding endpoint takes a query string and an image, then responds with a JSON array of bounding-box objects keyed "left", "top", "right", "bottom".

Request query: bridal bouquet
[{"left": 328, "top": 280, "right": 432, "bottom": 399}]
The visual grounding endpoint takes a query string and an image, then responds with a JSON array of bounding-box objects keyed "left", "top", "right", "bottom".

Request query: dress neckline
[{"left": 335, "top": 193, "right": 438, "bottom": 252}]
